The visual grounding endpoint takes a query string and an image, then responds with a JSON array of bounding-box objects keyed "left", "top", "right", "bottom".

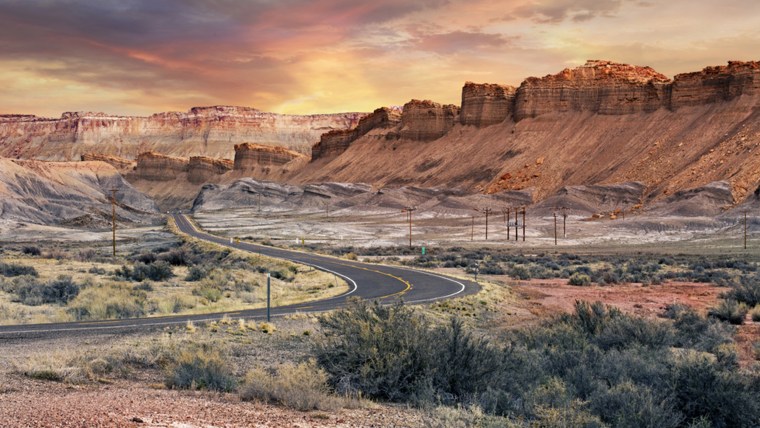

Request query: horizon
[{"left": 1, "top": 0, "right": 759, "bottom": 117}]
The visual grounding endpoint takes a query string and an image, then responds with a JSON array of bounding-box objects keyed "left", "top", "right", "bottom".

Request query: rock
[
  {"left": 187, "top": 156, "right": 233, "bottom": 185},
  {"left": 460, "top": 82, "right": 516, "bottom": 126},
  {"left": 311, "top": 107, "right": 402, "bottom": 160},
  {"left": 80, "top": 153, "right": 135, "bottom": 173},
  {"left": 399, "top": 100, "right": 460, "bottom": 141},
  {"left": 133, "top": 152, "right": 189, "bottom": 181},
  {"left": 670, "top": 61, "right": 760, "bottom": 108},
  {"left": 233, "top": 143, "right": 305, "bottom": 173},
  {"left": 514, "top": 60, "right": 671, "bottom": 120},
  {"left": 0, "top": 106, "right": 364, "bottom": 161}
]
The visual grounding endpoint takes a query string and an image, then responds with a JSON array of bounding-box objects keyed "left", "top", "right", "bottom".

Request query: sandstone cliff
[
  {"left": 460, "top": 82, "right": 516, "bottom": 126},
  {"left": 80, "top": 153, "right": 135, "bottom": 173},
  {"left": 311, "top": 107, "right": 402, "bottom": 160},
  {"left": 292, "top": 60, "right": 760, "bottom": 209},
  {"left": 0, "top": 106, "right": 363, "bottom": 161},
  {"left": 188, "top": 156, "right": 234, "bottom": 185},
  {"left": 233, "top": 143, "right": 306, "bottom": 173},
  {"left": 398, "top": 100, "right": 460, "bottom": 141},
  {"left": 132, "top": 152, "right": 189, "bottom": 182}
]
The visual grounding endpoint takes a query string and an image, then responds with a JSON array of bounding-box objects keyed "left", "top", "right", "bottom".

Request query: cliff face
[
  {"left": 187, "top": 156, "right": 234, "bottom": 185},
  {"left": 513, "top": 60, "right": 671, "bottom": 120},
  {"left": 80, "top": 153, "right": 135, "bottom": 172},
  {"left": 0, "top": 106, "right": 364, "bottom": 161},
  {"left": 460, "top": 82, "right": 516, "bottom": 126},
  {"left": 292, "top": 60, "right": 760, "bottom": 208},
  {"left": 671, "top": 61, "right": 760, "bottom": 108},
  {"left": 311, "top": 107, "right": 402, "bottom": 160},
  {"left": 399, "top": 100, "right": 460, "bottom": 141},
  {"left": 133, "top": 152, "right": 189, "bottom": 182}
]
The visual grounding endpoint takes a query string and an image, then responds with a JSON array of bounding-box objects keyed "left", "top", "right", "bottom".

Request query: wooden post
[
  {"left": 553, "top": 212, "right": 557, "bottom": 246},
  {"left": 522, "top": 207, "right": 526, "bottom": 242},
  {"left": 471, "top": 215, "right": 474, "bottom": 241},
  {"left": 110, "top": 189, "right": 117, "bottom": 257}
]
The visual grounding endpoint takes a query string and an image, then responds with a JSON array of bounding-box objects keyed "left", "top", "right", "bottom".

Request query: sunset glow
[{"left": 1, "top": 0, "right": 759, "bottom": 116}]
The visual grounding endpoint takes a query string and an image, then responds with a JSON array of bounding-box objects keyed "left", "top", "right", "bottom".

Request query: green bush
[
  {"left": 165, "top": 346, "right": 236, "bottom": 392},
  {"left": 723, "top": 274, "right": 760, "bottom": 307},
  {"left": 21, "top": 246, "right": 41, "bottom": 256},
  {"left": 0, "top": 262, "right": 38, "bottom": 277},
  {"left": 185, "top": 265, "right": 209, "bottom": 281},
  {"left": 569, "top": 273, "right": 592, "bottom": 286},
  {"left": 708, "top": 299, "right": 749, "bottom": 325}
]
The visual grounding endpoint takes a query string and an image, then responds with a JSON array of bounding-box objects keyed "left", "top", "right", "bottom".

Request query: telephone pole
[
  {"left": 110, "top": 189, "right": 117, "bottom": 257},
  {"left": 322, "top": 201, "right": 330, "bottom": 219},
  {"left": 553, "top": 211, "right": 558, "bottom": 246},
  {"left": 480, "top": 207, "right": 493, "bottom": 240},
  {"left": 402, "top": 206, "right": 416, "bottom": 248},
  {"left": 522, "top": 206, "right": 526, "bottom": 242},
  {"left": 501, "top": 207, "right": 510, "bottom": 240},
  {"left": 562, "top": 207, "right": 567, "bottom": 238},
  {"left": 471, "top": 215, "right": 475, "bottom": 241}
]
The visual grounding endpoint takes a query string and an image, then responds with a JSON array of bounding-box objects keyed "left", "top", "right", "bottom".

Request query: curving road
[{"left": 0, "top": 214, "right": 478, "bottom": 339}]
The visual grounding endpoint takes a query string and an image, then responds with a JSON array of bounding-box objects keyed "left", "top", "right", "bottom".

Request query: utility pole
[
  {"left": 562, "top": 207, "right": 567, "bottom": 238},
  {"left": 257, "top": 192, "right": 261, "bottom": 213},
  {"left": 266, "top": 273, "right": 271, "bottom": 322},
  {"left": 502, "top": 207, "right": 510, "bottom": 240},
  {"left": 480, "top": 207, "right": 492, "bottom": 240},
  {"left": 110, "top": 189, "right": 117, "bottom": 257},
  {"left": 322, "top": 201, "right": 330, "bottom": 219},
  {"left": 514, "top": 209, "right": 519, "bottom": 242},
  {"left": 402, "top": 206, "right": 416, "bottom": 248},
  {"left": 522, "top": 206, "right": 526, "bottom": 242},
  {"left": 553, "top": 211, "right": 558, "bottom": 246},
  {"left": 471, "top": 215, "right": 475, "bottom": 241}
]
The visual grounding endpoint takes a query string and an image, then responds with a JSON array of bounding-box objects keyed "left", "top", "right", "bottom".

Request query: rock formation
[
  {"left": 188, "top": 156, "right": 234, "bottom": 185},
  {"left": 460, "top": 82, "right": 516, "bottom": 126},
  {"left": 0, "top": 106, "right": 364, "bottom": 161},
  {"left": 133, "top": 152, "right": 189, "bottom": 181},
  {"left": 233, "top": 143, "right": 305, "bottom": 173},
  {"left": 311, "top": 107, "right": 402, "bottom": 160},
  {"left": 399, "top": 100, "right": 460, "bottom": 141},
  {"left": 513, "top": 60, "right": 671, "bottom": 120},
  {"left": 80, "top": 153, "right": 135, "bottom": 172},
  {"left": 670, "top": 61, "right": 760, "bottom": 108}
]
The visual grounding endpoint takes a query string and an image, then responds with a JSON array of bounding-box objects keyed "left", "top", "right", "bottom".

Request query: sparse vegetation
[
  {"left": 165, "top": 346, "right": 236, "bottom": 392},
  {"left": 240, "top": 360, "right": 341, "bottom": 411},
  {"left": 708, "top": 299, "right": 749, "bottom": 325},
  {"left": 0, "top": 261, "right": 38, "bottom": 277}
]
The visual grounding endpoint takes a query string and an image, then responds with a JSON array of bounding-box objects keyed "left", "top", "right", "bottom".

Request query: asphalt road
[{"left": 0, "top": 214, "right": 478, "bottom": 340}]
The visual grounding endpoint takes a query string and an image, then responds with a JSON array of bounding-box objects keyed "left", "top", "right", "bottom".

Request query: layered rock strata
[
  {"left": 0, "top": 106, "right": 363, "bottom": 161},
  {"left": 398, "top": 100, "right": 460, "bottom": 140},
  {"left": 460, "top": 82, "right": 516, "bottom": 126},
  {"left": 80, "top": 153, "right": 135, "bottom": 172},
  {"left": 670, "top": 61, "right": 760, "bottom": 108},
  {"left": 311, "top": 107, "right": 402, "bottom": 160},
  {"left": 188, "top": 156, "right": 234, "bottom": 184},
  {"left": 233, "top": 143, "right": 305, "bottom": 173},
  {"left": 133, "top": 152, "right": 189, "bottom": 181}
]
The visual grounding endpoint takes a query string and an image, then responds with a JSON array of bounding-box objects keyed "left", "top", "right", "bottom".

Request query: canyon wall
[
  {"left": 460, "top": 82, "right": 516, "bottom": 126},
  {"left": 80, "top": 153, "right": 135, "bottom": 172},
  {"left": 0, "top": 106, "right": 364, "bottom": 161},
  {"left": 132, "top": 152, "right": 189, "bottom": 182},
  {"left": 311, "top": 107, "right": 401, "bottom": 160},
  {"left": 398, "top": 100, "right": 460, "bottom": 141},
  {"left": 188, "top": 156, "right": 234, "bottom": 185}
]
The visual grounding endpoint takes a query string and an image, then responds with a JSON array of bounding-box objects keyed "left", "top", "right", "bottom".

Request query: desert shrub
[
  {"left": 165, "top": 346, "right": 235, "bottom": 392},
  {"left": 21, "top": 246, "right": 41, "bottom": 256},
  {"left": 193, "top": 284, "right": 223, "bottom": 303},
  {"left": 68, "top": 285, "right": 145, "bottom": 320},
  {"left": 751, "top": 305, "right": 760, "bottom": 322},
  {"left": 15, "top": 275, "right": 80, "bottom": 306},
  {"left": 588, "top": 382, "right": 682, "bottom": 428},
  {"left": 158, "top": 248, "right": 190, "bottom": 266},
  {"left": 569, "top": 273, "right": 592, "bottom": 286},
  {"left": 317, "top": 300, "right": 502, "bottom": 405},
  {"left": 508, "top": 265, "right": 531, "bottom": 280},
  {"left": 134, "top": 252, "right": 157, "bottom": 264},
  {"left": 0, "top": 262, "right": 38, "bottom": 277},
  {"left": 88, "top": 266, "right": 107, "bottom": 275},
  {"left": 723, "top": 274, "right": 760, "bottom": 307},
  {"left": 185, "top": 265, "right": 209, "bottom": 281},
  {"left": 708, "top": 299, "right": 748, "bottom": 325},
  {"left": 240, "top": 360, "right": 338, "bottom": 411},
  {"left": 130, "top": 261, "right": 173, "bottom": 282}
]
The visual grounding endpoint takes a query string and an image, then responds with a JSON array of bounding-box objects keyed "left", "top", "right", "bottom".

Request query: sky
[{"left": 1, "top": 0, "right": 759, "bottom": 117}]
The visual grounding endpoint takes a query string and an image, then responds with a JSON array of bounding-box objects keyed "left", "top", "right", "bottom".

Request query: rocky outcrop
[
  {"left": 187, "top": 156, "right": 234, "bottom": 185},
  {"left": 80, "top": 153, "right": 135, "bottom": 172},
  {"left": 133, "top": 152, "right": 189, "bottom": 181},
  {"left": 233, "top": 143, "right": 305, "bottom": 173},
  {"left": 399, "top": 100, "right": 459, "bottom": 141},
  {"left": 514, "top": 60, "right": 671, "bottom": 120},
  {"left": 311, "top": 107, "right": 402, "bottom": 160},
  {"left": 671, "top": 61, "right": 760, "bottom": 108},
  {"left": 0, "top": 106, "right": 364, "bottom": 161},
  {"left": 460, "top": 82, "right": 516, "bottom": 127}
]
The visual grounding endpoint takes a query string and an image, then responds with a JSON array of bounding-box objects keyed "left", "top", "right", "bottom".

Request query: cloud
[
  {"left": 511, "top": 0, "right": 629, "bottom": 23},
  {"left": 413, "top": 30, "right": 514, "bottom": 54}
]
